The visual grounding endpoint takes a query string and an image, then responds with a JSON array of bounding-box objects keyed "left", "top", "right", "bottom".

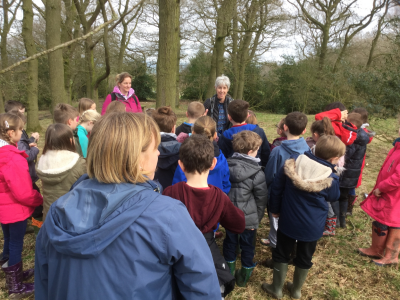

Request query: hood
[
  {"left": 112, "top": 86, "right": 135, "bottom": 99},
  {"left": 354, "top": 128, "right": 370, "bottom": 145},
  {"left": 228, "top": 156, "right": 260, "bottom": 183},
  {"left": 44, "top": 179, "right": 159, "bottom": 258},
  {"left": 0, "top": 139, "right": 9, "bottom": 148},
  {"left": 284, "top": 153, "right": 334, "bottom": 193},
  {"left": 280, "top": 138, "right": 310, "bottom": 156},
  {"left": 37, "top": 150, "right": 81, "bottom": 183},
  {"left": 158, "top": 135, "right": 181, "bottom": 169}
]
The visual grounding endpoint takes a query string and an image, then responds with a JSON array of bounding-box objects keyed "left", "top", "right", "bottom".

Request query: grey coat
[{"left": 227, "top": 155, "right": 268, "bottom": 229}]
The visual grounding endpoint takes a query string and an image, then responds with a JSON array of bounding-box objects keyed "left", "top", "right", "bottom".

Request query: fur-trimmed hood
[{"left": 284, "top": 154, "right": 334, "bottom": 193}]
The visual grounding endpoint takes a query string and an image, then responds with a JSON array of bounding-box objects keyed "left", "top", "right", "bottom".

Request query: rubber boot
[
  {"left": 331, "top": 201, "right": 340, "bottom": 228},
  {"left": 373, "top": 228, "right": 400, "bottom": 266},
  {"left": 261, "top": 262, "right": 288, "bottom": 299},
  {"left": 226, "top": 260, "right": 236, "bottom": 276},
  {"left": 2, "top": 261, "right": 34, "bottom": 299},
  {"left": 287, "top": 267, "right": 309, "bottom": 299},
  {"left": 323, "top": 217, "right": 336, "bottom": 236},
  {"left": 339, "top": 201, "right": 348, "bottom": 228},
  {"left": 0, "top": 254, "right": 34, "bottom": 281},
  {"left": 347, "top": 195, "right": 357, "bottom": 216},
  {"left": 358, "top": 222, "right": 388, "bottom": 258},
  {"left": 235, "top": 265, "right": 256, "bottom": 287}
]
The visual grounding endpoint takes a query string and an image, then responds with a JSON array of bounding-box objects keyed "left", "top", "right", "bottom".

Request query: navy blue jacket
[
  {"left": 172, "top": 141, "right": 231, "bottom": 194},
  {"left": 18, "top": 130, "right": 39, "bottom": 183},
  {"left": 340, "top": 128, "right": 370, "bottom": 188},
  {"left": 35, "top": 179, "right": 221, "bottom": 300},
  {"left": 154, "top": 134, "right": 181, "bottom": 190},
  {"left": 218, "top": 124, "right": 270, "bottom": 167},
  {"left": 269, "top": 152, "right": 340, "bottom": 242}
]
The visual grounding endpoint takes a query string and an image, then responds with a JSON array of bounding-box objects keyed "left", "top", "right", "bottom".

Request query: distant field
[{"left": 1, "top": 101, "right": 399, "bottom": 299}]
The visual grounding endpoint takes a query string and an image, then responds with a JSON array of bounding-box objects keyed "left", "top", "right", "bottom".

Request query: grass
[{"left": 0, "top": 101, "right": 399, "bottom": 299}]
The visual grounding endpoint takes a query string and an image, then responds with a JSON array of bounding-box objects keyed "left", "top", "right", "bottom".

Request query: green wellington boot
[
  {"left": 226, "top": 260, "right": 236, "bottom": 277},
  {"left": 261, "top": 262, "right": 288, "bottom": 299},
  {"left": 235, "top": 265, "right": 256, "bottom": 287},
  {"left": 287, "top": 267, "right": 309, "bottom": 299}
]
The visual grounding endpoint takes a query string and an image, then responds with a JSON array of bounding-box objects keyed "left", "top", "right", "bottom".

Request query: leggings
[{"left": 1, "top": 220, "right": 27, "bottom": 266}]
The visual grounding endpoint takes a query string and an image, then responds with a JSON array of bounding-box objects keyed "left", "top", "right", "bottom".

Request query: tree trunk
[
  {"left": 46, "top": 0, "right": 67, "bottom": 110},
  {"left": 0, "top": 87, "right": 4, "bottom": 113},
  {"left": 319, "top": 28, "right": 330, "bottom": 70},
  {"left": 175, "top": 1, "right": 180, "bottom": 108},
  {"left": 156, "top": 0, "right": 178, "bottom": 108},
  {"left": 206, "top": 47, "right": 217, "bottom": 99},
  {"left": 231, "top": 11, "right": 238, "bottom": 99},
  {"left": 22, "top": 0, "right": 40, "bottom": 131},
  {"left": 117, "top": 22, "right": 128, "bottom": 73}
]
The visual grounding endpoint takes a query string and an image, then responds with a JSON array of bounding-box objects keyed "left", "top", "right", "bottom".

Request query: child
[
  {"left": 152, "top": 106, "right": 181, "bottom": 190},
  {"left": 224, "top": 130, "right": 268, "bottom": 287},
  {"left": 262, "top": 135, "right": 344, "bottom": 299},
  {"left": 172, "top": 116, "right": 231, "bottom": 194},
  {"left": 77, "top": 110, "right": 101, "bottom": 158},
  {"left": 270, "top": 118, "right": 287, "bottom": 150},
  {"left": 53, "top": 103, "right": 83, "bottom": 157},
  {"left": 36, "top": 124, "right": 86, "bottom": 221},
  {"left": 175, "top": 101, "right": 205, "bottom": 136},
  {"left": 105, "top": 101, "right": 126, "bottom": 114},
  {"left": 218, "top": 99, "right": 270, "bottom": 167},
  {"left": 358, "top": 121, "right": 400, "bottom": 267},
  {"left": 315, "top": 102, "right": 357, "bottom": 146},
  {"left": 246, "top": 110, "right": 257, "bottom": 125},
  {"left": 0, "top": 113, "right": 43, "bottom": 298},
  {"left": 262, "top": 111, "right": 309, "bottom": 248},
  {"left": 333, "top": 113, "right": 369, "bottom": 229},
  {"left": 163, "top": 134, "right": 245, "bottom": 298},
  {"left": 348, "top": 108, "right": 375, "bottom": 215},
  {"left": 78, "top": 98, "right": 96, "bottom": 115},
  {"left": 5, "top": 100, "right": 25, "bottom": 113}
]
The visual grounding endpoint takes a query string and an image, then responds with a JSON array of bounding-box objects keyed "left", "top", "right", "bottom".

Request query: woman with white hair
[{"left": 203, "top": 75, "right": 234, "bottom": 135}]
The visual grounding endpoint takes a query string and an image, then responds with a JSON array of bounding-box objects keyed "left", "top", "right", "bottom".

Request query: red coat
[
  {"left": 361, "top": 142, "right": 400, "bottom": 227},
  {"left": 315, "top": 108, "right": 357, "bottom": 146},
  {"left": 0, "top": 145, "right": 43, "bottom": 224}
]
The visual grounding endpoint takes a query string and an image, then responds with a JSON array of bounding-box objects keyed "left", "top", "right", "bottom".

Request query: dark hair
[
  {"left": 232, "top": 130, "right": 262, "bottom": 154},
  {"left": 53, "top": 103, "right": 79, "bottom": 124},
  {"left": 315, "top": 135, "right": 346, "bottom": 160},
  {"left": 277, "top": 118, "right": 285, "bottom": 130},
  {"left": 115, "top": 72, "right": 132, "bottom": 85},
  {"left": 5, "top": 100, "right": 25, "bottom": 113},
  {"left": 179, "top": 135, "right": 214, "bottom": 174},
  {"left": 152, "top": 106, "right": 177, "bottom": 133},
  {"left": 324, "top": 102, "right": 346, "bottom": 112},
  {"left": 311, "top": 117, "right": 334, "bottom": 136},
  {"left": 247, "top": 110, "right": 257, "bottom": 125},
  {"left": 78, "top": 98, "right": 95, "bottom": 114},
  {"left": 106, "top": 101, "right": 126, "bottom": 114},
  {"left": 43, "top": 123, "right": 76, "bottom": 155},
  {"left": 285, "top": 112, "right": 308, "bottom": 136},
  {"left": 347, "top": 113, "right": 363, "bottom": 129},
  {"left": 352, "top": 108, "right": 368, "bottom": 124},
  {"left": 227, "top": 99, "right": 249, "bottom": 123},
  {"left": 8, "top": 109, "right": 27, "bottom": 124}
]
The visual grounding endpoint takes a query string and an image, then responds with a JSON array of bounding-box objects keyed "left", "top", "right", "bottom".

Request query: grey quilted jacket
[{"left": 227, "top": 155, "right": 268, "bottom": 229}]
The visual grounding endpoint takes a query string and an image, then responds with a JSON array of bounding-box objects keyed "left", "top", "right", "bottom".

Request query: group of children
[{"left": 0, "top": 92, "right": 399, "bottom": 299}]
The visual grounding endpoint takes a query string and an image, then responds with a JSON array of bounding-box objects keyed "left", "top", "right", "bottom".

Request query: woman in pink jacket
[
  {"left": 358, "top": 139, "right": 400, "bottom": 267},
  {"left": 101, "top": 72, "right": 142, "bottom": 115},
  {"left": 0, "top": 113, "right": 43, "bottom": 298}
]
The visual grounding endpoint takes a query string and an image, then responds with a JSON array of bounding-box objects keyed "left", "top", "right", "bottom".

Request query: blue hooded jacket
[
  {"left": 264, "top": 138, "right": 310, "bottom": 188},
  {"left": 172, "top": 142, "right": 231, "bottom": 194},
  {"left": 269, "top": 152, "right": 340, "bottom": 242},
  {"left": 218, "top": 124, "right": 270, "bottom": 167},
  {"left": 35, "top": 178, "right": 221, "bottom": 300}
]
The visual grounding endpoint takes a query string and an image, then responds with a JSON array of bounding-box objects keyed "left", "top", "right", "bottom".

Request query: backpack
[{"left": 111, "top": 92, "right": 138, "bottom": 106}]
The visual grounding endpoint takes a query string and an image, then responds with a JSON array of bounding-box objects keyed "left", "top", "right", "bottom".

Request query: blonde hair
[
  {"left": 232, "top": 130, "right": 262, "bottom": 154},
  {"left": 247, "top": 110, "right": 258, "bottom": 125},
  {"left": 106, "top": 101, "right": 126, "bottom": 114},
  {"left": 87, "top": 112, "right": 161, "bottom": 184},
  {"left": 0, "top": 113, "right": 24, "bottom": 146},
  {"left": 315, "top": 135, "right": 346, "bottom": 160},
  {"left": 192, "top": 116, "right": 216, "bottom": 141},
  {"left": 187, "top": 101, "right": 205, "bottom": 119},
  {"left": 78, "top": 98, "right": 95, "bottom": 114},
  {"left": 79, "top": 110, "right": 101, "bottom": 124}
]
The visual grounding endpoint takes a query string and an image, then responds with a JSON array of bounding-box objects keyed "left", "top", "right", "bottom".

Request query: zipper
[{"left": 387, "top": 160, "right": 395, "bottom": 172}]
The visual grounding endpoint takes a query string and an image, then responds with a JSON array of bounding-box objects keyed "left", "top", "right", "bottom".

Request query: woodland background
[{"left": 0, "top": 0, "right": 400, "bottom": 131}]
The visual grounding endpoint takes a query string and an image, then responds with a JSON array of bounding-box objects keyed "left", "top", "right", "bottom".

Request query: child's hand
[
  {"left": 203, "top": 109, "right": 208, "bottom": 116},
  {"left": 29, "top": 143, "right": 38, "bottom": 148},
  {"left": 31, "top": 132, "right": 40, "bottom": 141},
  {"left": 373, "top": 189, "right": 381, "bottom": 197},
  {"left": 272, "top": 213, "right": 280, "bottom": 218},
  {"left": 341, "top": 110, "right": 348, "bottom": 122}
]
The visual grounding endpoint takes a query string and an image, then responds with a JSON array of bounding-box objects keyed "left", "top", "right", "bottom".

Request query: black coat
[
  {"left": 203, "top": 94, "right": 233, "bottom": 133},
  {"left": 340, "top": 128, "right": 370, "bottom": 188}
]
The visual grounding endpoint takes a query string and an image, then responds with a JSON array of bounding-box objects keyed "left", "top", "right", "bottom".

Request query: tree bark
[
  {"left": 22, "top": 0, "right": 40, "bottom": 131},
  {"left": 156, "top": 0, "right": 179, "bottom": 108},
  {"left": 46, "top": 0, "right": 68, "bottom": 109},
  {"left": 206, "top": 47, "right": 217, "bottom": 98},
  {"left": 175, "top": 1, "right": 180, "bottom": 108}
]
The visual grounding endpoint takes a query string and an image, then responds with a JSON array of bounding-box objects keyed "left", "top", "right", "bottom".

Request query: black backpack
[{"left": 111, "top": 92, "right": 138, "bottom": 106}]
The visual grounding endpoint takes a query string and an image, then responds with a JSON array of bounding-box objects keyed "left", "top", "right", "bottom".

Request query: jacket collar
[{"left": 304, "top": 151, "right": 336, "bottom": 172}]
